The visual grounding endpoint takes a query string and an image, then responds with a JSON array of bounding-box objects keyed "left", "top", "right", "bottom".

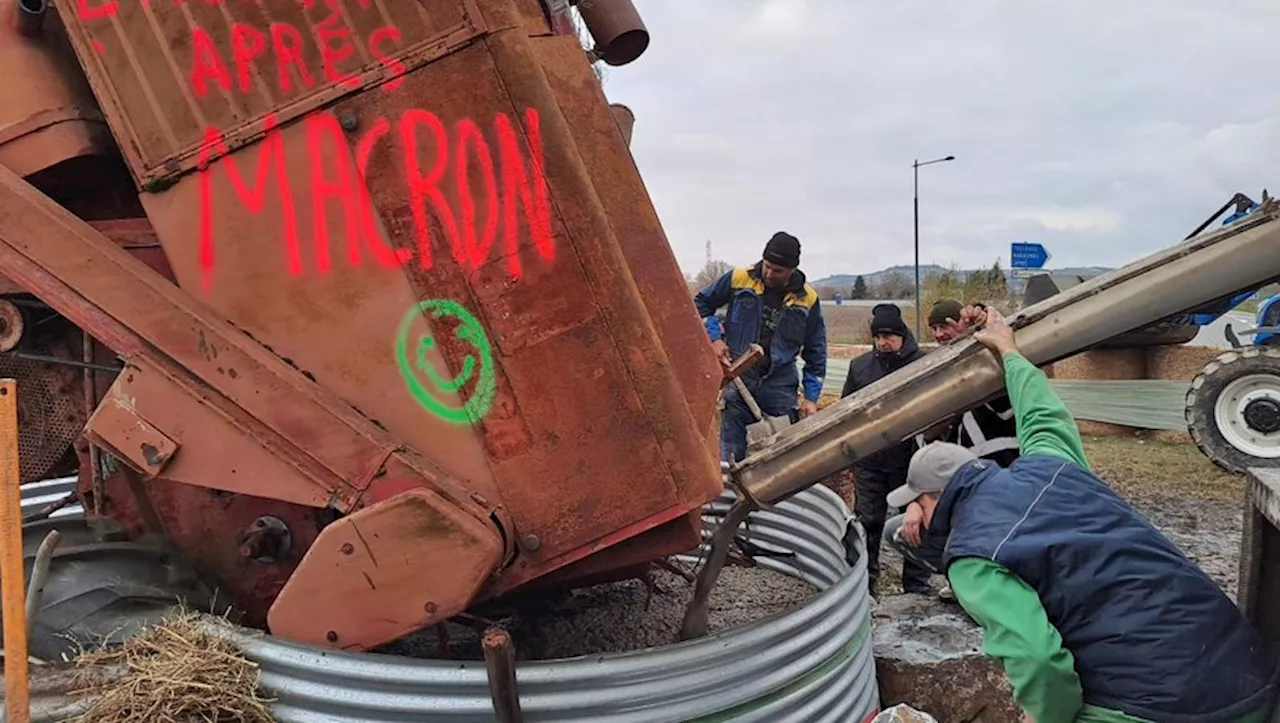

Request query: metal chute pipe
[
  {"left": 575, "top": 0, "right": 650, "bottom": 66},
  {"left": 15, "top": 0, "right": 46, "bottom": 37},
  {"left": 735, "top": 203, "right": 1280, "bottom": 506}
]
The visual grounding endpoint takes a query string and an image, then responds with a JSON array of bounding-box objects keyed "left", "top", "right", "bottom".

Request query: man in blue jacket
[
  {"left": 888, "top": 306, "right": 1278, "bottom": 723},
  {"left": 694, "top": 232, "right": 827, "bottom": 464}
]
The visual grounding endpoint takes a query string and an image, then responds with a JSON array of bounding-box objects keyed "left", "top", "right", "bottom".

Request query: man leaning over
[
  {"left": 693, "top": 232, "right": 827, "bottom": 464},
  {"left": 886, "top": 306, "right": 1278, "bottom": 723}
]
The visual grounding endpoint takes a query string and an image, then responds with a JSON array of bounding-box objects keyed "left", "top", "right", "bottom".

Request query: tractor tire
[
  {"left": 5, "top": 515, "right": 218, "bottom": 662},
  {"left": 1186, "top": 345, "right": 1280, "bottom": 475}
]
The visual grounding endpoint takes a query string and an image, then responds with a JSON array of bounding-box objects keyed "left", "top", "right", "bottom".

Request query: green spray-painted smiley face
[{"left": 395, "top": 299, "right": 496, "bottom": 425}]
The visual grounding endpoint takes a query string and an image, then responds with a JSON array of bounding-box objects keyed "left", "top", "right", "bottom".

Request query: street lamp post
[{"left": 913, "top": 155, "right": 956, "bottom": 335}]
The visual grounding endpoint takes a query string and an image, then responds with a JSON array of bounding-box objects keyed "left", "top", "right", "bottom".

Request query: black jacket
[
  {"left": 840, "top": 330, "right": 925, "bottom": 474},
  {"left": 953, "top": 396, "right": 1020, "bottom": 466}
]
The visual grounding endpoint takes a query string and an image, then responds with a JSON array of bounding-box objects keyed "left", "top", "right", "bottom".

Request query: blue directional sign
[{"left": 1010, "top": 242, "right": 1051, "bottom": 269}]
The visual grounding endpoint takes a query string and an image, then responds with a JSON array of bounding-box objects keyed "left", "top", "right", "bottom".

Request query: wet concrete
[
  {"left": 376, "top": 565, "right": 817, "bottom": 661},
  {"left": 872, "top": 594, "right": 983, "bottom": 666},
  {"left": 873, "top": 595, "right": 1022, "bottom": 722}
]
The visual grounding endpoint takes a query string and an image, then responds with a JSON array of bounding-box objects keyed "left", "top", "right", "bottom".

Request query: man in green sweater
[{"left": 885, "top": 306, "right": 1278, "bottom": 723}]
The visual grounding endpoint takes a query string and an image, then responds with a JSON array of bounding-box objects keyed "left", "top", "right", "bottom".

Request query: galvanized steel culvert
[{"left": 21, "top": 483, "right": 879, "bottom": 722}]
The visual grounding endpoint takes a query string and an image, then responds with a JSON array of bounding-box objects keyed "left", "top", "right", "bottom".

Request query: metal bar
[
  {"left": 24, "top": 531, "right": 61, "bottom": 638},
  {"left": 735, "top": 201, "right": 1280, "bottom": 505},
  {"left": 482, "top": 628, "right": 524, "bottom": 723},
  {"left": 80, "top": 330, "right": 102, "bottom": 516},
  {"left": 20, "top": 492, "right": 76, "bottom": 524},
  {"left": 678, "top": 499, "right": 752, "bottom": 640},
  {"left": 0, "top": 379, "right": 30, "bottom": 723},
  {"left": 8, "top": 351, "right": 122, "bottom": 374},
  {"left": 731, "top": 377, "right": 765, "bottom": 422}
]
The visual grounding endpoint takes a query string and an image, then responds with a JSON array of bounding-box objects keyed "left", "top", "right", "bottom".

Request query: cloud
[
  {"left": 737, "top": 0, "right": 812, "bottom": 43},
  {"left": 603, "top": 0, "right": 1280, "bottom": 280}
]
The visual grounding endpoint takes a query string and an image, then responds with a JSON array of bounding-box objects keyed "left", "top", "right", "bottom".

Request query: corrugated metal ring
[{"left": 20, "top": 482, "right": 879, "bottom": 722}]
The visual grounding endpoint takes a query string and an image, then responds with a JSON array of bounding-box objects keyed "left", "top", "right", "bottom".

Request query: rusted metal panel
[
  {"left": 0, "top": 160, "right": 501, "bottom": 523},
  {"left": 57, "top": 0, "right": 487, "bottom": 185},
  {"left": 269, "top": 487, "right": 504, "bottom": 649},
  {"left": 0, "top": 218, "right": 174, "bottom": 293},
  {"left": 17, "top": 0, "right": 722, "bottom": 644},
  {"left": 138, "top": 24, "right": 719, "bottom": 587},
  {"left": 0, "top": 3, "right": 114, "bottom": 178},
  {"left": 139, "top": 99, "right": 504, "bottom": 503},
  {"left": 534, "top": 36, "right": 722, "bottom": 477},
  {"left": 83, "top": 362, "right": 333, "bottom": 508},
  {"left": 85, "top": 394, "right": 178, "bottom": 478},
  {"left": 475, "top": 1, "right": 722, "bottom": 577},
  {"left": 509, "top": 0, "right": 555, "bottom": 37},
  {"left": 76, "top": 457, "right": 324, "bottom": 628}
]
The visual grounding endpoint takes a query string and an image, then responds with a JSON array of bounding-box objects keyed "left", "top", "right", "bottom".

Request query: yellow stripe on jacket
[{"left": 728, "top": 267, "right": 819, "bottom": 310}]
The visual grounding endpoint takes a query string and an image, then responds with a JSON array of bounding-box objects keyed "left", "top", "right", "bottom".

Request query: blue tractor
[{"left": 1183, "top": 192, "right": 1280, "bottom": 473}]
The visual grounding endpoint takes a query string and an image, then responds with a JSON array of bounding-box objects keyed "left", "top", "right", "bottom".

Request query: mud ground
[
  {"left": 874, "top": 435, "right": 1245, "bottom": 600},
  {"left": 377, "top": 563, "right": 817, "bottom": 661}
]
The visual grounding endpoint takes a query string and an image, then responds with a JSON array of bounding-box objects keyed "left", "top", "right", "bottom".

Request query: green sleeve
[
  {"left": 948, "top": 557, "right": 1084, "bottom": 723},
  {"left": 1002, "top": 351, "right": 1090, "bottom": 470}
]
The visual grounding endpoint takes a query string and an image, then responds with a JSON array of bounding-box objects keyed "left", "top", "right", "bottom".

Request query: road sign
[{"left": 1010, "top": 242, "right": 1051, "bottom": 269}]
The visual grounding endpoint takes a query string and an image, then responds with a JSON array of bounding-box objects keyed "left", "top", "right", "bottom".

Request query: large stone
[
  {"left": 873, "top": 594, "right": 1022, "bottom": 722},
  {"left": 872, "top": 704, "right": 938, "bottom": 722}
]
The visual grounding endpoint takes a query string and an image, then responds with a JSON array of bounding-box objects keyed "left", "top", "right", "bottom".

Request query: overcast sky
[{"left": 602, "top": 0, "right": 1280, "bottom": 281}]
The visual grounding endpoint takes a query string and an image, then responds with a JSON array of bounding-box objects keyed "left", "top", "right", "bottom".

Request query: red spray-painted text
[
  {"left": 197, "top": 108, "right": 554, "bottom": 292},
  {"left": 77, "top": 0, "right": 408, "bottom": 93}
]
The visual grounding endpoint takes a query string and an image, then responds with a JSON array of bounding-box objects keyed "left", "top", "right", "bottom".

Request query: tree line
[{"left": 686, "top": 258, "right": 1015, "bottom": 309}]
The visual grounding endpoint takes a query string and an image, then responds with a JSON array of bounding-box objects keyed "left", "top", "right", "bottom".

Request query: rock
[
  {"left": 872, "top": 704, "right": 938, "bottom": 722},
  {"left": 873, "top": 594, "right": 1023, "bottom": 722}
]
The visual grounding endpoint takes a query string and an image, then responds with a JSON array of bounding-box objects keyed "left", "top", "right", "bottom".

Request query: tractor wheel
[
  {"left": 1186, "top": 346, "right": 1280, "bottom": 474},
  {"left": 6, "top": 515, "right": 218, "bottom": 662}
]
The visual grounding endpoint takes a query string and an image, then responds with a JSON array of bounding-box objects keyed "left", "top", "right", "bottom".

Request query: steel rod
[
  {"left": 25, "top": 530, "right": 60, "bottom": 637},
  {"left": 482, "top": 627, "right": 524, "bottom": 723}
]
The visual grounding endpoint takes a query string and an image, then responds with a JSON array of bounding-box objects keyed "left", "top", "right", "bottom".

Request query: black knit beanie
[
  {"left": 763, "top": 232, "right": 801, "bottom": 268},
  {"left": 870, "top": 303, "right": 909, "bottom": 337}
]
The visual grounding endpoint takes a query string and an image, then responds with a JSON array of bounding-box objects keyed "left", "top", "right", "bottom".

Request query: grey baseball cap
[{"left": 886, "top": 442, "right": 978, "bottom": 508}]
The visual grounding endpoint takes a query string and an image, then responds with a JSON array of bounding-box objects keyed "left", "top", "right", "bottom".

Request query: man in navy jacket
[
  {"left": 694, "top": 232, "right": 827, "bottom": 464},
  {"left": 890, "top": 306, "right": 1278, "bottom": 723}
]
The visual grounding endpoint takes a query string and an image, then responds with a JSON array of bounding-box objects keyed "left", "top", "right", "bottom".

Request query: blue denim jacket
[{"left": 693, "top": 264, "right": 827, "bottom": 401}]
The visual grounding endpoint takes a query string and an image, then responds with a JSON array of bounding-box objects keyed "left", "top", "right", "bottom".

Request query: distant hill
[{"left": 813, "top": 265, "right": 1113, "bottom": 290}]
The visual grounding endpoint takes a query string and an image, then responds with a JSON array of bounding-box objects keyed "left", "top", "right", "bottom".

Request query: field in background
[{"left": 823, "top": 304, "right": 920, "bottom": 345}]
